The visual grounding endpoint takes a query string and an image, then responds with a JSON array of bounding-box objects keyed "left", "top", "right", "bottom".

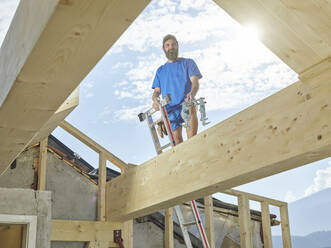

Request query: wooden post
[
  {"left": 165, "top": 208, "right": 174, "bottom": 248},
  {"left": 238, "top": 194, "right": 253, "bottom": 248},
  {"left": 38, "top": 137, "right": 48, "bottom": 190},
  {"left": 280, "top": 204, "right": 292, "bottom": 248},
  {"left": 204, "top": 195, "right": 215, "bottom": 248},
  {"left": 123, "top": 220, "right": 133, "bottom": 248},
  {"left": 261, "top": 202, "right": 273, "bottom": 248},
  {"left": 98, "top": 152, "right": 107, "bottom": 221}
]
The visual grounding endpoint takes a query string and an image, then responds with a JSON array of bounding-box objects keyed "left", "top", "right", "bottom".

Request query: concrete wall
[{"left": 0, "top": 188, "right": 51, "bottom": 248}]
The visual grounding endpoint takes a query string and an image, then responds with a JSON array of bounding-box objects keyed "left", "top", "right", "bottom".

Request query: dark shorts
[{"left": 167, "top": 106, "right": 184, "bottom": 131}]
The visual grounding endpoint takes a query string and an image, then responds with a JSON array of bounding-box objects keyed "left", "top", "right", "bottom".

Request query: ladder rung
[
  {"left": 160, "top": 143, "right": 171, "bottom": 150},
  {"left": 183, "top": 221, "right": 197, "bottom": 226}
]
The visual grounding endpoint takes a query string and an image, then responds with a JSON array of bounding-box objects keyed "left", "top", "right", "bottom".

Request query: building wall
[{"left": 0, "top": 188, "right": 51, "bottom": 248}]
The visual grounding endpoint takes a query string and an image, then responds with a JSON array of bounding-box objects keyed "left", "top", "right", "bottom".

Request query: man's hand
[
  {"left": 152, "top": 87, "right": 161, "bottom": 111},
  {"left": 185, "top": 92, "right": 194, "bottom": 103}
]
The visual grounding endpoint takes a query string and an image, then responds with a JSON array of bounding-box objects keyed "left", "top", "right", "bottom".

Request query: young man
[{"left": 152, "top": 34, "right": 202, "bottom": 144}]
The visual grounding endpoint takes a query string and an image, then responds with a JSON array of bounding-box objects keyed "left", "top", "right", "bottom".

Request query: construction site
[{"left": 0, "top": 0, "right": 330, "bottom": 248}]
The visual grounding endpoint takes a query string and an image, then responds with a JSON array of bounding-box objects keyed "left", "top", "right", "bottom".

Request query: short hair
[{"left": 162, "top": 34, "right": 178, "bottom": 48}]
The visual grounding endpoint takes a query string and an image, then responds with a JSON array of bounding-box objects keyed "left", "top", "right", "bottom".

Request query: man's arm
[
  {"left": 152, "top": 87, "right": 161, "bottom": 110},
  {"left": 186, "top": 75, "right": 200, "bottom": 101}
]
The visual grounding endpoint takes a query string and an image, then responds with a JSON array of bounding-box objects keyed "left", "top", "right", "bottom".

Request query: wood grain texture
[
  {"left": 0, "top": 0, "right": 151, "bottom": 175},
  {"left": 165, "top": 208, "right": 174, "bottom": 248},
  {"left": 38, "top": 138, "right": 48, "bottom": 190},
  {"left": 280, "top": 204, "right": 292, "bottom": 248},
  {"left": 98, "top": 152, "right": 107, "bottom": 221},
  {"left": 106, "top": 69, "right": 331, "bottom": 221},
  {"left": 261, "top": 202, "right": 273, "bottom": 248},
  {"left": 50, "top": 220, "right": 123, "bottom": 242},
  {"left": 27, "top": 86, "right": 79, "bottom": 146},
  {"left": 204, "top": 196, "right": 215, "bottom": 248},
  {"left": 238, "top": 194, "right": 253, "bottom": 248}
]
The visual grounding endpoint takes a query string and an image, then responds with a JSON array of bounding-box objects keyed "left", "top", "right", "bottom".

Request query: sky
[{"left": 1, "top": 0, "right": 331, "bottom": 233}]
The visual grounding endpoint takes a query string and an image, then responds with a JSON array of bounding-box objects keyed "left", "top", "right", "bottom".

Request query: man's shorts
[{"left": 167, "top": 106, "right": 184, "bottom": 131}]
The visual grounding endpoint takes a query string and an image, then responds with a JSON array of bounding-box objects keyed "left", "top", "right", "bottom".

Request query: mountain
[
  {"left": 272, "top": 230, "right": 331, "bottom": 248},
  {"left": 288, "top": 187, "right": 331, "bottom": 236}
]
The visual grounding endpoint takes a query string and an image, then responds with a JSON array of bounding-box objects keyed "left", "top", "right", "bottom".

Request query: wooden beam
[
  {"left": 213, "top": 0, "right": 331, "bottom": 74},
  {"left": 238, "top": 194, "right": 253, "bottom": 248},
  {"left": 38, "top": 137, "right": 48, "bottom": 190},
  {"left": 0, "top": 0, "right": 59, "bottom": 107},
  {"left": 106, "top": 68, "right": 331, "bottom": 221},
  {"left": 204, "top": 196, "right": 215, "bottom": 248},
  {"left": 59, "top": 121, "right": 128, "bottom": 172},
  {"left": 165, "top": 208, "right": 174, "bottom": 248},
  {"left": 261, "top": 202, "right": 273, "bottom": 248},
  {"left": 50, "top": 220, "right": 123, "bottom": 242},
  {"left": 0, "top": 0, "right": 151, "bottom": 175},
  {"left": 27, "top": 86, "right": 79, "bottom": 146},
  {"left": 223, "top": 189, "right": 285, "bottom": 207},
  {"left": 123, "top": 220, "right": 133, "bottom": 248},
  {"left": 98, "top": 152, "right": 107, "bottom": 221},
  {"left": 280, "top": 204, "right": 292, "bottom": 248}
]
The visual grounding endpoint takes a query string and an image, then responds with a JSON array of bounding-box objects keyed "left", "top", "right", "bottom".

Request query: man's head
[{"left": 163, "top": 34, "right": 178, "bottom": 62}]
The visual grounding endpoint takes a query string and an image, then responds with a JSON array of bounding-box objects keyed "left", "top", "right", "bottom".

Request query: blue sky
[{"left": 1, "top": 0, "right": 331, "bottom": 229}]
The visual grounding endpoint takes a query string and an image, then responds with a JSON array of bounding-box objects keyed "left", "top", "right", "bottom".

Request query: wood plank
[
  {"left": 223, "top": 189, "right": 285, "bottom": 207},
  {"left": 59, "top": 121, "right": 128, "bottom": 172},
  {"left": 261, "top": 202, "right": 273, "bottom": 248},
  {"left": 204, "top": 196, "right": 215, "bottom": 248},
  {"left": 50, "top": 220, "right": 123, "bottom": 242},
  {"left": 106, "top": 68, "right": 331, "bottom": 221},
  {"left": 38, "top": 137, "right": 48, "bottom": 190},
  {"left": 0, "top": 0, "right": 59, "bottom": 107},
  {"left": 238, "top": 194, "right": 253, "bottom": 248},
  {"left": 0, "top": 0, "right": 151, "bottom": 175},
  {"left": 256, "top": 0, "right": 331, "bottom": 61},
  {"left": 165, "top": 208, "right": 174, "bottom": 248},
  {"left": 98, "top": 152, "right": 107, "bottom": 221},
  {"left": 27, "top": 86, "right": 79, "bottom": 146},
  {"left": 123, "top": 220, "right": 133, "bottom": 248},
  {"left": 213, "top": 0, "right": 322, "bottom": 73},
  {"left": 280, "top": 204, "right": 292, "bottom": 248}
]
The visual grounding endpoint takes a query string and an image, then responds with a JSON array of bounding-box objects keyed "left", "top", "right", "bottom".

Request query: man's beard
[{"left": 165, "top": 48, "right": 178, "bottom": 61}]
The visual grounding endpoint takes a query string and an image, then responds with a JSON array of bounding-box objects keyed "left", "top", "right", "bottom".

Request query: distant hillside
[
  {"left": 273, "top": 230, "right": 331, "bottom": 248},
  {"left": 288, "top": 187, "right": 331, "bottom": 236}
]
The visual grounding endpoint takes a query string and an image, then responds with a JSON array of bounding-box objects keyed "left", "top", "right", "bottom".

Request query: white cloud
[
  {"left": 284, "top": 191, "right": 297, "bottom": 203},
  {"left": 114, "top": 104, "right": 151, "bottom": 121},
  {"left": 86, "top": 92, "right": 94, "bottom": 98},
  {"left": 111, "top": 62, "right": 133, "bottom": 70},
  {"left": 304, "top": 163, "right": 331, "bottom": 197}
]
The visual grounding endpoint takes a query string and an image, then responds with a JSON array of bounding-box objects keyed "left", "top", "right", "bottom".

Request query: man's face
[{"left": 163, "top": 38, "right": 178, "bottom": 61}]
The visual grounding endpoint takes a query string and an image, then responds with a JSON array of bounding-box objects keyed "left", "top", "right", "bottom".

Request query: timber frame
[{"left": 1, "top": 0, "right": 331, "bottom": 247}]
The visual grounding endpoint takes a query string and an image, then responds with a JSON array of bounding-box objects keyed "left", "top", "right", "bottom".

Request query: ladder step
[
  {"left": 183, "top": 221, "right": 197, "bottom": 226},
  {"left": 160, "top": 143, "right": 171, "bottom": 150}
]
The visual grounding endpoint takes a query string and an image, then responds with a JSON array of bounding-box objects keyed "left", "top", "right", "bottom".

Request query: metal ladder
[{"left": 138, "top": 94, "right": 210, "bottom": 248}]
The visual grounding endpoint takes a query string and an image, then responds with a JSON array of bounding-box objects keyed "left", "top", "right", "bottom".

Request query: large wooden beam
[
  {"left": 0, "top": 0, "right": 151, "bottom": 175},
  {"left": 213, "top": 0, "right": 331, "bottom": 74},
  {"left": 50, "top": 220, "right": 123, "bottom": 242},
  {"left": 106, "top": 67, "right": 331, "bottom": 221}
]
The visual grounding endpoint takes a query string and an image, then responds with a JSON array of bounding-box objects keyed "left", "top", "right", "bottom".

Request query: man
[{"left": 152, "top": 34, "right": 202, "bottom": 144}]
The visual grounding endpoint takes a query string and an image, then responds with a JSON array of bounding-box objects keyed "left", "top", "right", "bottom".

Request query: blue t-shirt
[{"left": 152, "top": 58, "right": 202, "bottom": 112}]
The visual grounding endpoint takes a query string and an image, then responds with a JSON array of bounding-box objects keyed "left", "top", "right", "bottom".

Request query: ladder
[{"left": 138, "top": 94, "right": 210, "bottom": 248}]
